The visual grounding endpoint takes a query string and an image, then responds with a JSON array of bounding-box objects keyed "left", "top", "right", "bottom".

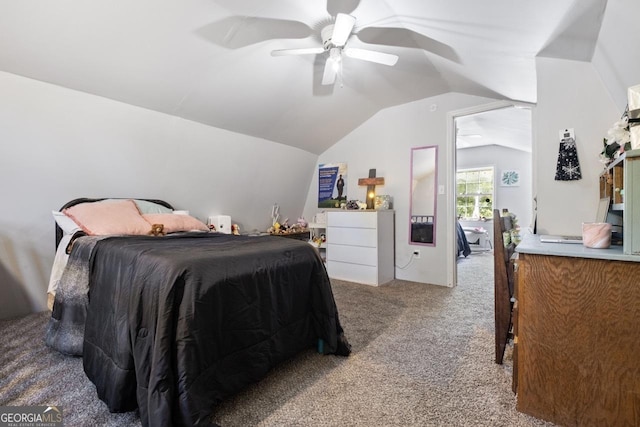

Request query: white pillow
[
  {"left": 133, "top": 199, "right": 173, "bottom": 215},
  {"left": 48, "top": 233, "right": 73, "bottom": 296},
  {"left": 52, "top": 211, "right": 82, "bottom": 235}
]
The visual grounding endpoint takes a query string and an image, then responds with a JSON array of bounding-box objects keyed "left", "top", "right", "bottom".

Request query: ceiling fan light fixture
[{"left": 270, "top": 13, "right": 398, "bottom": 88}]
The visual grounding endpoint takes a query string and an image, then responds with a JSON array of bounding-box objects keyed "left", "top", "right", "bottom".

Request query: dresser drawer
[
  {"left": 327, "top": 244, "right": 377, "bottom": 266},
  {"left": 327, "top": 227, "right": 377, "bottom": 247},
  {"left": 326, "top": 261, "right": 378, "bottom": 285},
  {"left": 328, "top": 211, "right": 377, "bottom": 228}
]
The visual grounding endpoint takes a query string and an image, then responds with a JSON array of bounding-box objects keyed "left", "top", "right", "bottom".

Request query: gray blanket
[{"left": 45, "top": 236, "right": 105, "bottom": 356}]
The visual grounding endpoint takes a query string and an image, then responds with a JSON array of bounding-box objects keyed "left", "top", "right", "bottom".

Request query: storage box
[{"left": 208, "top": 215, "right": 231, "bottom": 234}]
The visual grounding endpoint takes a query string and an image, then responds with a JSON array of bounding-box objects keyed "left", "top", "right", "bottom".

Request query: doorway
[{"left": 446, "top": 102, "right": 534, "bottom": 286}]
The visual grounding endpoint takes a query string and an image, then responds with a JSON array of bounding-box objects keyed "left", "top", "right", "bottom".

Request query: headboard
[{"left": 55, "top": 198, "right": 175, "bottom": 249}]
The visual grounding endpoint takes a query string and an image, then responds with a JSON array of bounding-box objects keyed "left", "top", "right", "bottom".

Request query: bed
[
  {"left": 45, "top": 198, "right": 350, "bottom": 427},
  {"left": 456, "top": 220, "right": 472, "bottom": 258}
]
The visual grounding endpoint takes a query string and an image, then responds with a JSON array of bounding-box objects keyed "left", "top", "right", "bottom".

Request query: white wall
[
  {"left": 0, "top": 71, "right": 318, "bottom": 319},
  {"left": 534, "top": 58, "right": 620, "bottom": 235},
  {"left": 303, "top": 92, "right": 499, "bottom": 287},
  {"left": 457, "top": 145, "right": 533, "bottom": 228}
]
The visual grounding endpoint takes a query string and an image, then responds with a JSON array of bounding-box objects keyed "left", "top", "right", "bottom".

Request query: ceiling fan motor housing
[{"left": 321, "top": 25, "right": 336, "bottom": 50}]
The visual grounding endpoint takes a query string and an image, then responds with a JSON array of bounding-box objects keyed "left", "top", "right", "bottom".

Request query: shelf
[
  {"left": 599, "top": 149, "right": 640, "bottom": 255},
  {"left": 600, "top": 151, "right": 628, "bottom": 206}
]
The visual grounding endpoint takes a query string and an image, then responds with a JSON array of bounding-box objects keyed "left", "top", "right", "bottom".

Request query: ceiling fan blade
[
  {"left": 322, "top": 58, "right": 338, "bottom": 85},
  {"left": 327, "top": 0, "right": 360, "bottom": 16},
  {"left": 271, "top": 47, "right": 325, "bottom": 56},
  {"left": 344, "top": 47, "right": 398, "bottom": 66},
  {"left": 356, "top": 27, "right": 460, "bottom": 63},
  {"left": 331, "top": 13, "right": 356, "bottom": 47}
]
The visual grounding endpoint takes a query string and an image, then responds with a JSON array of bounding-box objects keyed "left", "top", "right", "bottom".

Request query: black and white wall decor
[{"left": 555, "top": 128, "right": 582, "bottom": 181}]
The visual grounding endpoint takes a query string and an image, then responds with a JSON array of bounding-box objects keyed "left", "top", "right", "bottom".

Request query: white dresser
[{"left": 326, "top": 210, "right": 395, "bottom": 286}]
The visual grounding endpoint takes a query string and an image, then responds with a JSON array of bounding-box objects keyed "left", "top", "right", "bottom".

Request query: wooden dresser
[
  {"left": 514, "top": 235, "right": 640, "bottom": 426},
  {"left": 326, "top": 210, "right": 394, "bottom": 286}
]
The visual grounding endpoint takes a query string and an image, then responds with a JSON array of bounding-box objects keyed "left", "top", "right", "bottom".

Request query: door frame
[{"left": 445, "top": 100, "right": 536, "bottom": 287}]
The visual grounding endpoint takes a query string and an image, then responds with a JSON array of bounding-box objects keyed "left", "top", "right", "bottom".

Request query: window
[{"left": 456, "top": 167, "right": 494, "bottom": 220}]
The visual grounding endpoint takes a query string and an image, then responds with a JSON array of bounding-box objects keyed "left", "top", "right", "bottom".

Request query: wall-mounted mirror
[{"left": 410, "top": 145, "right": 437, "bottom": 245}]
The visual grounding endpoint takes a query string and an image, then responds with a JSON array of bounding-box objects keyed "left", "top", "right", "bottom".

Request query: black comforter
[{"left": 81, "top": 232, "right": 348, "bottom": 427}]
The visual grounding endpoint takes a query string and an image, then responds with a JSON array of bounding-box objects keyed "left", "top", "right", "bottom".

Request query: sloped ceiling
[
  {"left": 0, "top": 0, "right": 606, "bottom": 154},
  {"left": 456, "top": 106, "right": 532, "bottom": 153}
]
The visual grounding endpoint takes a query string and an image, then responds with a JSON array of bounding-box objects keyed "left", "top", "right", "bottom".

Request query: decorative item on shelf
[
  {"left": 502, "top": 210, "right": 521, "bottom": 245},
  {"left": 267, "top": 217, "right": 308, "bottom": 235},
  {"left": 312, "top": 233, "right": 326, "bottom": 248},
  {"left": 231, "top": 224, "right": 240, "bottom": 235},
  {"left": 628, "top": 84, "right": 640, "bottom": 150},
  {"left": 271, "top": 203, "right": 280, "bottom": 226},
  {"left": 345, "top": 200, "right": 360, "bottom": 210},
  {"left": 600, "top": 108, "right": 632, "bottom": 165},
  {"left": 582, "top": 222, "right": 612, "bottom": 249},
  {"left": 357, "top": 168, "right": 385, "bottom": 209},
  {"left": 374, "top": 195, "right": 392, "bottom": 210}
]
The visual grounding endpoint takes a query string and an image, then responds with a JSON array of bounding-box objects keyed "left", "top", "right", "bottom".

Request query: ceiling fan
[{"left": 271, "top": 13, "right": 398, "bottom": 86}]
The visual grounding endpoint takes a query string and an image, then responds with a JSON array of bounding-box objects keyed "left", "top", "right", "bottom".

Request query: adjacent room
[{"left": 1, "top": 1, "right": 639, "bottom": 426}]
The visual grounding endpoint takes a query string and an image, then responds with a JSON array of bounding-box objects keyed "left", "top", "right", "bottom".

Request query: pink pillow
[
  {"left": 143, "top": 213, "right": 209, "bottom": 234},
  {"left": 63, "top": 199, "right": 152, "bottom": 236}
]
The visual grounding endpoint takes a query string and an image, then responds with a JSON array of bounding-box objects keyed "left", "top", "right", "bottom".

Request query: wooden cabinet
[
  {"left": 326, "top": 210, "right": 394, "bottom": 286},
  {"left": 599, "top": 148, "right": 640, "bottom": 254},
  {"left": 514, "top": 237, "right": 640, "bottom": 426}
]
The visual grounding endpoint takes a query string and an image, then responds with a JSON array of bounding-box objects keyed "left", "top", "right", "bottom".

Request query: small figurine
[
  {"left": 231, "top": 224, "right": 240, "bottom": 235},
  {"left": 148, "top": 224, "right": 166, "bottom": 236}
]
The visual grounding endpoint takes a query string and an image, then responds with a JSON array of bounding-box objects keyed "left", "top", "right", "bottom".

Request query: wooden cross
[{"left": 358, "top": 168, "right": 385, "bottom": 209}]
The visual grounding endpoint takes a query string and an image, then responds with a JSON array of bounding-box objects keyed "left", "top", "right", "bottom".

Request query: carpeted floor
[{"left": 0, "top": 252, "right": 555, "bottom": 426}]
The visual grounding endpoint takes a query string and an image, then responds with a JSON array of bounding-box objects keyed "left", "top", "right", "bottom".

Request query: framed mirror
[{"left": 410, "top": 145, "right": 437, "bottom": 245}]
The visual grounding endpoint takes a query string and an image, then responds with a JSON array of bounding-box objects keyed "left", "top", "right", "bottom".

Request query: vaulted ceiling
[{"left": 0, "top": 0, "right": 607, "bottom": 154}]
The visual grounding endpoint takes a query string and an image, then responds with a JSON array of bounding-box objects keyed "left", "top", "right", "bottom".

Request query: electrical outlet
[{"left": 413, "top": 249, "right": 421, "bottom": 259}]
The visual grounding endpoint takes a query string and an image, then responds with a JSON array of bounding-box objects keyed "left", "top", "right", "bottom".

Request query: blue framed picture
[{"left": 500, "top": 170, "right": 520, "bottom": 187}]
